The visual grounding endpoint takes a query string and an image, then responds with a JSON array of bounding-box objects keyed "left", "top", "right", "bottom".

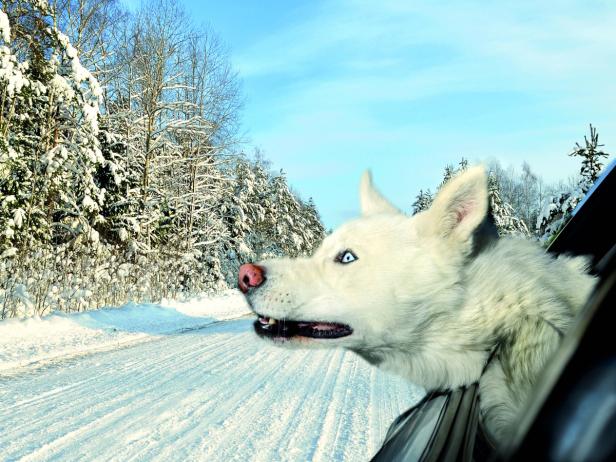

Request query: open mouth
[{"left": 254, "top": 315, "right": 353, "bottom": 340}]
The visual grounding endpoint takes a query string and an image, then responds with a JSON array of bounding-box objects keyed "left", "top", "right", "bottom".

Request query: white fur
[{"left": 244, "top": 166, "right": 596, "bottom": 446}]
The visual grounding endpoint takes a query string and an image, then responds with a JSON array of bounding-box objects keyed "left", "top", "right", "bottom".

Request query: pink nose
[{"left": 238, "top": 264, "right": 266, "bottom": 294}]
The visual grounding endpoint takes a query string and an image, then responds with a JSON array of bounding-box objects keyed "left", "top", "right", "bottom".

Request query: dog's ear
[
  {"left": 360, "top": 170, "right": 400, "bottom": 216},
  {"left": 427, "top": 166, "right": 489, "bottom": 249}
]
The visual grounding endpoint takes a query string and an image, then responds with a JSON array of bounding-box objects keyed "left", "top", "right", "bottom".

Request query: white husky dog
[{"left": 238, "top": 166, "right": 596, "bottom": 445}]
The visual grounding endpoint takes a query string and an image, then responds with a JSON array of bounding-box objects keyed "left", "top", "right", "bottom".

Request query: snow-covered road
[{"left": 0, "top": 318, "right": 422, "bottom": 462}]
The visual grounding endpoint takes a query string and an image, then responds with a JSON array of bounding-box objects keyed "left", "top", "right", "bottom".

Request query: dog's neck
[
  {"left": 351, "top": 306, "right": 497, "bottom": 391},
  {"left": 378, "top": 340, "right": 491, "bottom": 391}
]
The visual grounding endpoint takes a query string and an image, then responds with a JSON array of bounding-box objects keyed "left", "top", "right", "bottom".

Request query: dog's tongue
[
  {"left": 258, "top": 316, "right": 276, "bottom": 326},
  {"left": 297, "top": 322, "right": 336, "bottom": 331}
]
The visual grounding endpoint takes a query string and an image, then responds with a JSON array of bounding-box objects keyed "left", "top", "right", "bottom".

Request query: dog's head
[{"left": 240, "top": 167, "right": 492, "bottom": 355}]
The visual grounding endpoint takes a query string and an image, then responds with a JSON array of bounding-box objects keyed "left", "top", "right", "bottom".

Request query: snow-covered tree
[
  {"left": 0, "top": 0, "right": 326, "bottom": 319},
  {"left": 569, "top": 124, "right": 609, "bottom": 189},
  {"left": 418, "top": 158, "right": 528, "bottom": 235},
  {"left": 222, "top": 157, "right": 325, "bottom": 268},
  {"left": 487, "top": 160, "right": 551, "bottom": 233},
  {"left": 1, "top": 1, "right": 111, "bottom": 317},
  {"left": 488, "top": 174, "right": 529, "bottom": 236},
  {"left": 300, "top": 197, "right": 326, "bottom": 253},
  {"left": 435, "top": 158, "right": 468, "bottom": 192},
  {"left": 536, "top": 125, "right": 611, "bottom": 244},
  {"left": 412, "top": 189, "right": 433, "bottom": 215},
  {"left": 1, "top": 0, "right": 104, "bottom": 252}
]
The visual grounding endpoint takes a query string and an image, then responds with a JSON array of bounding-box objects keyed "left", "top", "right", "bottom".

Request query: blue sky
[{"left": 127, "top": 0, "right": 616, "bottom": 228}]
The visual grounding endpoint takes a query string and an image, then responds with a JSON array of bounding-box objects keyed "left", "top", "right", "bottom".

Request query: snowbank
[
  {"left": 159, "top": 289, "right": 249, "bottom": 320},
  {"left": 0, "top": 289, "right": 251, "bottom": 373}
]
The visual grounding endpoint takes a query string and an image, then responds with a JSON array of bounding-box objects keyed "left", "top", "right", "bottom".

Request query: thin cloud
[{"left": 235, "top": 0, "right": 616, "bottom": 227}]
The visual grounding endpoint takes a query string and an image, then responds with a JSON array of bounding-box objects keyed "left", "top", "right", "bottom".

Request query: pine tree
[
  {"left": 488, "top": 174, "right": 529, "bottom": 236},
  {"left": 245, "top": 159, "right": 275, "bottom": 259},
  {"left": 267, "top": 170, "right": 305, "bottom": 257},
  {"left": 536, "top": 125, "right": 611, "bottom": 244},
  {"left": 437, "top": 158, "right": 468, "bottom": 192},
  {"left": 217, "top": 156, "right": 257, "bottom": 284},
  {"left": 1, "top": 1, "right": 104, "bottom": 252},
  {"left": 439, "top": 165, "right": 455, "bottom": 190},
  {"left": 412, "top": 189, "right": 433, "bottom": 215},
  {"left": 1, "top": 1, "right": 109, "bottom": 316},
  {"left": 300, "top": 197, "right": 326, "bottom": 254},
  {"left": 569, "top": 124, "right": 609, "bottom": 188},
  {"left": 423, "top": 158, "right": 528, "bottom": 235}
]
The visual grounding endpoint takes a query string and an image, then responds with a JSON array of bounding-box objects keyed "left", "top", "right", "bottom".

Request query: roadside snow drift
[
  {"left": 0, "top": 291, "right": 423, "bottom": 461},
  {"left": 0, "top": 290, "right": 249, "bottom": 372}
]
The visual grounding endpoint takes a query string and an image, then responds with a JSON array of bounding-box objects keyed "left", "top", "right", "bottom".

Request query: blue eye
[{"left": 336, "top": 250, "right": 358, "bottom": 264}]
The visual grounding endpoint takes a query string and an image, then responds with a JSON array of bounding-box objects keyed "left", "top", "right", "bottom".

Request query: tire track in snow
[
  {"left": 113, "top": 338, "right": 302, "bottom": 461},
  {"left": 0, "top": 322, "right": 244, "bottom": 411},
  {"left": 0, "top": 319, "right": 423, "bottom": 462},
  {"left": 198, "top": 348, "right": 345, "bottom": 462},
  {"left": 1, "top": 325, "right": 287, "bottom": 460},
  {"left": 268, "top": 349, "right": 349, "bottom": 461},
  {"left": 0, "top": 315, "right": 252, "bottom": 377},
  {"left": 1, "top": 326, "right": 250, "bottom": 458},
  {"left": 311, "top": 352, "right": 363, "bottom": 461}
]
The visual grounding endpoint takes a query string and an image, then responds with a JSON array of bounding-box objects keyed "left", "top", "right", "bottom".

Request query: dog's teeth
[{"left": 268, "top": 318, "right": 277, "bottom": 325}]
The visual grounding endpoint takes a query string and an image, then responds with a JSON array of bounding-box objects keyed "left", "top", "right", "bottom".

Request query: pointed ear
[
  {"left": 360, "top": 170, "right": 400, "bottom": 216},
  {"left": 427, "top": 166, "right": 489, "bottom": 247}
]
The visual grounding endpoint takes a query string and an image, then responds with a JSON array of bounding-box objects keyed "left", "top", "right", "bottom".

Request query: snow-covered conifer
[
  {"left": 1, "top": 0, "right": 326, "bottom": 318},
  {"left": 412, "top": 189, "right": 433, "bottom": 215},
  {"left": 488, "top": 174, "right": 529, "bottom": 236},
  {"left": 423, "top": 158, "right": 528, "bottom": 235},
  {"left": 536, "top": 125, "right": 611, "bottom": 244}
]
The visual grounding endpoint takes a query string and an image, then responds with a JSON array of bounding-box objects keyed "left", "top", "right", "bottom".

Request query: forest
[
  {"left": 0, "top": 0, "right": 325, "bottom": 318},
  {"left": 0, "top": 0, "right": 611, "bottom": 319}
]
